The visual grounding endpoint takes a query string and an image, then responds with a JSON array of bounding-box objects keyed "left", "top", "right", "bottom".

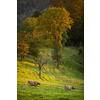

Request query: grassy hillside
[{"left": 17, "top": 47, "right": 84, "bottom": 100}]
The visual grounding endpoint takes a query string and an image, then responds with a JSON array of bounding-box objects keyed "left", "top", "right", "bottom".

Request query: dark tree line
[{"left": 17, "top": 0, "right": 50, "bottom": 26}]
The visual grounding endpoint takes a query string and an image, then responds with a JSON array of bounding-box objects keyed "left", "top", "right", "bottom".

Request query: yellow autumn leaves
[
  {"left": 18, "top": 7, "right": 74, "bottom": 58},
  {"left": 17, "top": 38, "right": 29, "bottom": 56},
  {"left": 35, "top": 7, "right": 73, "bottom": 48}
]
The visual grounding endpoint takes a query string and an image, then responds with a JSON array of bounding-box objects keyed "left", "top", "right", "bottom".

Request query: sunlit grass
[
  {"left": 17, "top": 60, "right": 39, "bottom": 67},
  {"left": 24, "top": 57, "right": 36, "bottom": 62},
  {"left": 17, "top": 47, "right": 84, "bottom": 100},
  {"left": 17, "top": 64, "right": 83, "bottom": 86},
  {"left": 17, "top": 67, "right": 57, "bottom": 85}
]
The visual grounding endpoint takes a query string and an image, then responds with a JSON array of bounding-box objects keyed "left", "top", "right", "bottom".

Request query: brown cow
[
  {"left": 28, "top": 81, "right": 40, "bottom": 87},
  {"left": 65, "top": 85, "right": 75, "bottom": 91}
]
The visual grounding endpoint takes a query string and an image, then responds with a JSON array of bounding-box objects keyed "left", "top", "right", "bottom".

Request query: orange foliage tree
[
  {"left": 17, "top": 17, "right": 37, "bottom": 61},
  {"left": 35, "top": 7, "right": 73, "bottom": 69},
  {"left": 17, "top": 36, "right": 29, "bottom": 61}
]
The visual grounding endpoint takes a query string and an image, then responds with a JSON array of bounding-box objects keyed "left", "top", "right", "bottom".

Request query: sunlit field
[{"left": 17, "top": 47, "right": 84, "bottom": 100}]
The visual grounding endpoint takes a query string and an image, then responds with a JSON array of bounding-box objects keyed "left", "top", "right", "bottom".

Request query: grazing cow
[
  {"left": 28, "top": 81, "right": 40, "bottom": 87},
  {"left": 65, "top": 85, "right": 75, "bottom": 91}
]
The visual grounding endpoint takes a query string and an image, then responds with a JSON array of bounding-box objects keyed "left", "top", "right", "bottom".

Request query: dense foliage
[
  {"left": 18, "top": 17, "right": 37, "bottom": 33},
  {"left": 35, "top": 7, "right": 73, "bottom": 68},
  {"left": 50, "top": 0, "right": 84, "bottom": 47},
  {"left": 17, "top": 37, "right": 29, "bottom": 61}
]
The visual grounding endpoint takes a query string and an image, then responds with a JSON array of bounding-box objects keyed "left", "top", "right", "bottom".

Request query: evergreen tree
[{"left": 32, "top": 10, "right": 42, "bottom": 18}]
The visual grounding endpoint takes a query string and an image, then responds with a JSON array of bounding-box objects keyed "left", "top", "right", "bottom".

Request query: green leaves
[
  {"left": 28, "top": 37, "right": 40, "bottom": 58},
  {"left": 61, "top": 31, "right": 68, "bottom": 46},
  {"left": 19, "top": 17, "right": 37, "bottom": 33}
]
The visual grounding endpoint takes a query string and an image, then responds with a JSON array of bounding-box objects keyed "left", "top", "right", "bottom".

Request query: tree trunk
[
  {"left": 39, "top": 65, "right": 41, "bottom": 77},
  {"left": 39, "top": 59, "right": 41, "bottom": 77},
  {"left": 57, "top": 58, "right": 59, "bottom": 69},
  {"left": 21, "top": 55, "right": 23, "bottom": 61},
  {"left": 38, "top": 58, "right": 47, "bottom": 77},
  {"left": 57, "top": 44, "right": 59, "bottom": 69}
]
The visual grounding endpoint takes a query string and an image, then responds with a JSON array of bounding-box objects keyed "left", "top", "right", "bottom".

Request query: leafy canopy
[
  {"left": 35, "top": 7, "right": 74, "bottom": 48},
  {"left": 19, "top": 17, "right": 37, "bottom": 33},
  {"left": 28, "top": 30, "right": 43, "bottom": 58},
  {"left": 17, "top": 38, "right": 29, "bottom": 58},
  {"left": 50, "top": 0, "right": 84, "bottom": 46}
]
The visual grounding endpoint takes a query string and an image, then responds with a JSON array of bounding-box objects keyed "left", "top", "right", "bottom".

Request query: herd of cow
[{"left": 28, "top": 80, "right": 75, "bottom": 91}]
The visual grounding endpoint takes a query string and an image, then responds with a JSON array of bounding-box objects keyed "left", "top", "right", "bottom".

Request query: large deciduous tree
[
  {"left": 35, "top": 7, "right": 73, "bottom": 69},
  {"left": 50, "top": 0, "right": 84, "bottom": 46},
  {"left": 26, "top": 30, "right": 47, "bottom": 78}
]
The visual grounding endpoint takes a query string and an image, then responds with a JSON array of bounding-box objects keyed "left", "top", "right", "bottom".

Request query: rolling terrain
[{"left": 17, "top": 47, "right": 84, "bottom": 100}]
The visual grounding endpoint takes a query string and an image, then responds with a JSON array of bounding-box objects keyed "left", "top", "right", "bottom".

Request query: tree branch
[{"left": 42, "top": 59, "right": 47, "bottom": 67}]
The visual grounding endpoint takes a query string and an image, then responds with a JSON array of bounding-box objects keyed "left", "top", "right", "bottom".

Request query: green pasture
[{"left": 17, "top": 47, "right": 84, "bottom": 100}]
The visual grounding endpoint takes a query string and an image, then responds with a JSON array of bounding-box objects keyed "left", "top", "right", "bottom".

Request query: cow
[
  {"left": 65, "top": 85, "right": 75, "bottom": 91},
  {"left": 28, "top": 81, "right": 40, "bottom": 87}
]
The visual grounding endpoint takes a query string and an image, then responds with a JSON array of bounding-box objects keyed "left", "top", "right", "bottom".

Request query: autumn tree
[
  {"left": 17, "top": 37, "right": 29, "bottom": 61},
  {"left": 35, "top": 7, "right": 73, "bottom": 69},
  {"left": 18, "top": 17, "right": 47, "bottom": 77},
  {"left": 50, "top": 0, "right": 84, "bottom": 46},
  {"left": 17, "top": 17, "right": 38, "bottom": 60}
]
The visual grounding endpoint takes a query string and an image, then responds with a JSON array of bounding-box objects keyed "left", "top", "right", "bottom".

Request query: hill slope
[{"left": 17, "top": 47, "right": 84, "bottom": 100}]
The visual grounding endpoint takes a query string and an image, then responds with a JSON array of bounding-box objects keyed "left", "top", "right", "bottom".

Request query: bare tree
[{"left": 38, "top": 58, "right": 47, "bottom": 77}]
